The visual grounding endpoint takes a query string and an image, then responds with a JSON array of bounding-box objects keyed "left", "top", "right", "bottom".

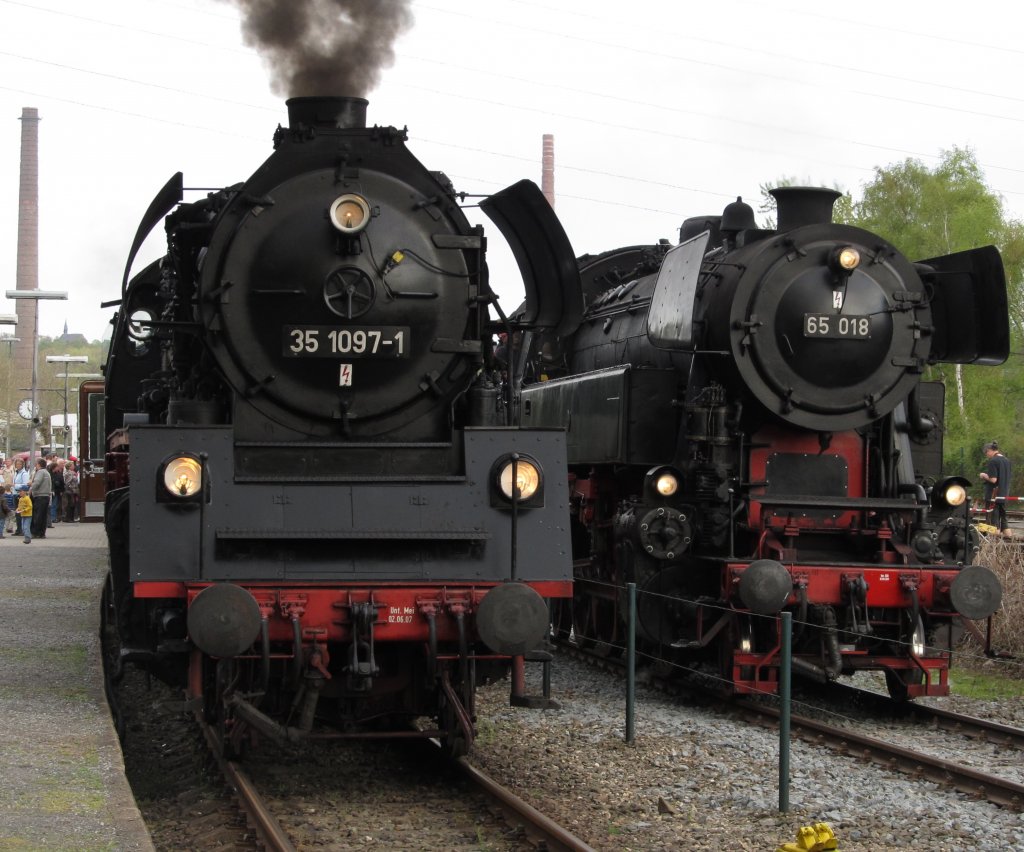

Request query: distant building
[{"left": 58, "top": 320, "right": 87, "bottom": 347}]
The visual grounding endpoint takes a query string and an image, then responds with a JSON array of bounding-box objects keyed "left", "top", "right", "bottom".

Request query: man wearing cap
[{"left": 980, "top": 441, "right": 1013, "bottom": 538}]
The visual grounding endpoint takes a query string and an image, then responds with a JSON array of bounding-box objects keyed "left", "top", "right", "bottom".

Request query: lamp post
[
  {"left": 5, "top": 290, "right": 68, "bottom": 464},
  {"left": 46, "top": 356, "right": 89, "bottom": 459},
  {"left": 0, "top": 321, "right": 19, "bottom": 461}
]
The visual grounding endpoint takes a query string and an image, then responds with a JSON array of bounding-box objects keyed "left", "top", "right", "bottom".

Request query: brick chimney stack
[
  {"left": 14, "top": 107, "right": 40, "bottom": 384},
  {"left": 541, "top": 134, "right": 555, "bottom": 209}
]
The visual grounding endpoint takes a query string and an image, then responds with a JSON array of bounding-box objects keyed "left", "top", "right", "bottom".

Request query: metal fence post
[
  {"left": 779, "top": 610, "right": 792, "bottom": 812},
  {"left": 626, "top": 582, "right": 636, "bottom": 743}
]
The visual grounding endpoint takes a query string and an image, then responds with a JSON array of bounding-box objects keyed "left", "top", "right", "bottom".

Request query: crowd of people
[{"left": 1, "top": 454, "right": 81, "bottom": 543}]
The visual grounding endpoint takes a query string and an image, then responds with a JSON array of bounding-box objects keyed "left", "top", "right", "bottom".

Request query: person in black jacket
[
  {"left": 980, "top": 441, "right": 1013, "bottom": 538},
  {"left": 48, "top": 461, "right": 65, "bottom": 527}
]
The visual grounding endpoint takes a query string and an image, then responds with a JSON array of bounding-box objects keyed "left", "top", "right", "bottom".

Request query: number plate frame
[
  {"left": 802, "top": 314, "right": 871, "bottom": 340},
  {"left": 283, "top": 325, "right": 410, "bottom": 358}
]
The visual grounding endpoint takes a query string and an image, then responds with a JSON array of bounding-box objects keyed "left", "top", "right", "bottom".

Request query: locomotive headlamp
[
  {"left": 498, "top": 457, "right": 541, "bottom": 501},
  {"left": 644, "top": 466, "right": 683, "bottom": 501},
  {"left": 655, "top": 472, "right": 679, "bottom": 497},
  {"left": 491, "top": 454, "right": 544, "bottom": 508},
  {"left": 162, "top": 455, "right": 203, "bottom": 498},
  {"left": 829, "top": 245, "right": 861, "bottom": 274},
  {"left": 329, "top": 194, "right": 371, "bottom": 235},
  {"left": 943, "top": 482, "right": 967, "bottom": 507},
  {"left": 838, "top": 246, "right": 860, "bottom": 270},
  {"left": 932, "top": 475, "right": 970, "bottom": 510}
]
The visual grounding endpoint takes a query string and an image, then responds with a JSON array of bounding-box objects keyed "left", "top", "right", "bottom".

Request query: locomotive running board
[{"left": 480, "top": 179, "right": 583, "bottom": 336}]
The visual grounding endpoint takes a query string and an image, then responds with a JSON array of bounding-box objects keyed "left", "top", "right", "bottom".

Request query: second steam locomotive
[
  {"left": 103, "top": 96, "right": 578, "bottom": 755},
  {"left": 522, "top": 187, "right": 1007, "bottom": 699}
]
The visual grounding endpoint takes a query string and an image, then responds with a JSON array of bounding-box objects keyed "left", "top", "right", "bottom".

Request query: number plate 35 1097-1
[
  {"left": 802, "top": 314, "right": 870, "bottom": 340},
  {"left": 283, "top": 326, "right": 410, "bottom": 358}
]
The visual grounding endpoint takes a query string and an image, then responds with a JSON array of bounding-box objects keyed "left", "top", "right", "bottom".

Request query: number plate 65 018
[{"left": 802, "top": 314, "right": 870, "bottom": 339}]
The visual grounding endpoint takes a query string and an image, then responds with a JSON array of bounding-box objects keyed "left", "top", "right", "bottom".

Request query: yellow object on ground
[
  {"left": 974, "top": 521, "right": 1016, "bottom": 539},
  {"left": 777, "top": 822, "right": 839, "bottom": 851}
]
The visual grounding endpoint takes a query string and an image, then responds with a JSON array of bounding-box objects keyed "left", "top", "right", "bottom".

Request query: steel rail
[
  {"left": 822, "top": 681, "right": 1024, "bottom": 750},
  {"left": 738, "top": 699, "right": 1024, "bottom": 811},
  {"left": 558, "top": 639, "right": 1024, "bottom": 811},
  {"left": 908, "top": 702, "right": 1024, "bottom": 749},
  {"left": 458, "top": 753, "right": 598, "bottom": 847},
  {"left": 455, "top": 755, "right": 597, "bottom": 852},
  {"left": 198, "top": 719, "right": 297, "bottom": 852},
  {"left": 196, "top": 712, "right": 589, "bottom": 851}
]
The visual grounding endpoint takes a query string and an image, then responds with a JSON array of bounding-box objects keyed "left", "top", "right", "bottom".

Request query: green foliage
[
  {"left": 949, "top": 664, "right": 1024, "bottom": 700},
  {"left": 1000, "top": 219, "right": 1024, "bottom": 333},
  {"left": 853, "top": 147, "right": 1004, "bottom": 259},
  {"left": 932, "top": 361, "right": 1024, "bottom": 489}
]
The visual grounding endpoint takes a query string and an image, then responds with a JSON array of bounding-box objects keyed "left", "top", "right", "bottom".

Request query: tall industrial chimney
[
  {"left": 14, "top": 107, "right": 40, "bottom": 384},
  {"left": 541, "top": 134, "right": 555, "bottom": 209}
]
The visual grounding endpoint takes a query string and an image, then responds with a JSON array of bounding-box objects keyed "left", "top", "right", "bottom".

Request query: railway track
[
  {"left": 559, "top": 639, "right": 1024, "bottom": 811},
  {"left": 195, "top": 714, "right": 594, "bottom": 851},
  {"left": 735, "top": 699, "right": 1024, "bottom": 810},
  {"left": 455, "top": 753, "right": 597, "bottom": 852},
  {"left": 112, "top": 626, "right": 593, "bottom": 850},
  {"left": 198, "top": 720, "right": 296, "bottom": 852},
  {"left": 817, "top": 680, "right": 1024, "bottom": 750}
]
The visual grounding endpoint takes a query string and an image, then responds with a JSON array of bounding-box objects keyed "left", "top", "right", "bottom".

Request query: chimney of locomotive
[
  {"left": 769, "top": 186, "right": 842, "bottom": 232},
  {"left": 286, "top": 96, "right": 368, "bottom": 130},
  {"left": 542, "top": 134, "right": 555, "bottom": 208}
]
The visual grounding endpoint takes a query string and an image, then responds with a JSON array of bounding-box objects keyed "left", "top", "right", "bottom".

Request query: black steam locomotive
[
  {"left": 103, "top": 96, "right": 578, "bottom": 755},
  {"left": 521, "top": 187, "right": 1007, "bottom": 699}
]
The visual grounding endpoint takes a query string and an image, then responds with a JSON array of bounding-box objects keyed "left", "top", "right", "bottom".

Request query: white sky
[{"left": 1, "top": 0, "right": 1023, "bottom": 341}]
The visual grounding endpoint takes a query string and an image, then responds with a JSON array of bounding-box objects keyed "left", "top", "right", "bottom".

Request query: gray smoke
[{"left": 228, "top": 0, "right": 414, "bottom": 97}]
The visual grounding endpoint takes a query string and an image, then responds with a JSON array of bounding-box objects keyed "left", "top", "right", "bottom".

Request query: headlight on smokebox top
[
  {"left": 491, "top": 454, "right": 543, "bottom": 508},
  {"left": 159, "top": 454, "right": 204, "bottom": 503},
  {"left": 329, "top": 193, "right": 371, "bottom": 235}
]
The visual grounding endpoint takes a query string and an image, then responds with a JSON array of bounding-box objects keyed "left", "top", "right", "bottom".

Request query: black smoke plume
[{"left": 228, "top": 0, "right": 414, "bottom": 97}]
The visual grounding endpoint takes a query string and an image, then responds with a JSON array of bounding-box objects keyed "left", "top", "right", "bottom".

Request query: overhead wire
[
  {"left": 417, "top": 1, "right": 1024, "bottom": 122},
  {"left": 495, "top": 0, "right": 1024, "bottom": 104},
  {"left": 504, "top": 0, "right": 1024, "bottom": 59},
  {"left": 1, "top": 0, "right": 1023, "bottom": 206}
]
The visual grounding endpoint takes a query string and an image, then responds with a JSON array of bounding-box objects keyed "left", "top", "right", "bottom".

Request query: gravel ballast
[
  {"left": 118, "top": 644, "right": 1024, "bottom": 851},
  {"left": 469, "top": 654, "right": 1024, "bottom": 851}
]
